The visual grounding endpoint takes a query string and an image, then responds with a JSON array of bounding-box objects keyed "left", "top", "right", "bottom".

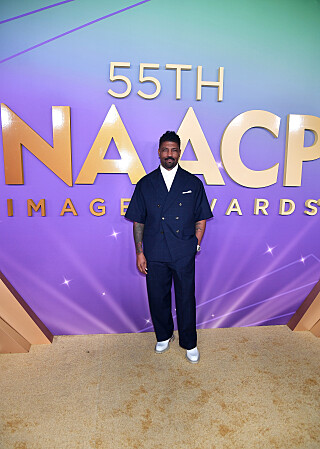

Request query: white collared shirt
[{"left": 160, "top": 163, "right": 179, "bottom": 191}]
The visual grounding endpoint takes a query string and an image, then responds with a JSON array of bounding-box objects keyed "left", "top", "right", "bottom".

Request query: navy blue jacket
[{"left": 125, "top": 165, "right": 213, "bottom": 262}]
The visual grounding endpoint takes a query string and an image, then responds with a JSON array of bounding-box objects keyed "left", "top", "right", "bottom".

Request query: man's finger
[{"left": 140, "top": 263, "right": 147, "bottom": 274}]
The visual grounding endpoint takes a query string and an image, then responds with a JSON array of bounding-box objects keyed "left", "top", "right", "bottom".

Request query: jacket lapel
[
  {"left": 162, "top": 166, "right": 188, "bottom": 213},
  {"left": 150, "top": 167, "right": 168, "bottom": 205}
]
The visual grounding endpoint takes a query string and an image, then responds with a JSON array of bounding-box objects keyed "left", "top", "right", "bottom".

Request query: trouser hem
[{"left": 179, "top": 342, "right": 197, "bottom": 350}]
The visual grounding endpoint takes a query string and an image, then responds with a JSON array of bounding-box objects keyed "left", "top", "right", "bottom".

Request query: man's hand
[{"left": 136, "top": 252, "right": 148, "bottom": 274}]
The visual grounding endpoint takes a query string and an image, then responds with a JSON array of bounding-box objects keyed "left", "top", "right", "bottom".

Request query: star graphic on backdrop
[
  {"left": 110, "top": 229, "right": 120, "bottom": 239},
  {"left": 264, "top": 244, "right": 276, "bottom": 255},
  {"left": 211, "top": 314, "right": 215, "bottom": 317},
  {"left": 217, "top": 161, "right": 223, "bottom": 169},
  {"left": 300, "top": 256, "right": 306, "bottom": 264},
  {"left": 145, "top": 318, "right": 151, "bottom": 324},
  {"left": 61, "top": 277, "right": 72, "bottom": 287},
  {"left": 102, "top": 292, "right": 106, "bottom": 296}
]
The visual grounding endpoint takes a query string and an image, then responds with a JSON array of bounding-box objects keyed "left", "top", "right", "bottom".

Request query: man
[{"left": 125, "top": 131, "right": 213, "bottom": 363}]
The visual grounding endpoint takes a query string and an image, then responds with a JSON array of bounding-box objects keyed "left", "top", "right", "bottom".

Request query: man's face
[{"left": 158, "top": 140, "right": 181, "bottom": 170}]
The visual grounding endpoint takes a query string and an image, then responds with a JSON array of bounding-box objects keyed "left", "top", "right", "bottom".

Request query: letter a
[
  {"left": 177, "top": 107, "right": 225, "bottom": 185},
  {"left": 75, "top": 105, "right": 146, "bottom": 184}
]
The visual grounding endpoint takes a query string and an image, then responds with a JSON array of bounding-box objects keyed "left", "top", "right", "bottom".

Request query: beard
[{"left": 163, "top": 158, "right": 177, "bottom": 170}]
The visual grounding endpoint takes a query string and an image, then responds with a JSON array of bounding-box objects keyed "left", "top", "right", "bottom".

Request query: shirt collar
[{"left": 160, "top": 163, "right": 179, "bottom": 178}]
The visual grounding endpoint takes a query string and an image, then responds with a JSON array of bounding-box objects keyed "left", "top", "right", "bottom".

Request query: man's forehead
[{"left": 159, "top": 141, "right": 180, "bottom": 149}]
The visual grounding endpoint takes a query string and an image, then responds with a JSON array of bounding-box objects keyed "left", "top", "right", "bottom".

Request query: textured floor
[{"left": 0, "top": 326, "right": 319, "bottom": 449}]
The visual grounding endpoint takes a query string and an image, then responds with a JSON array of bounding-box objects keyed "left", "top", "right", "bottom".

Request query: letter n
[{"left": 1, "top": 104, "right": 72, "bottom": 186}]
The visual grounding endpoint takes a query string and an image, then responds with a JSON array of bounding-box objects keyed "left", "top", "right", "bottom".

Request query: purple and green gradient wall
[{"left": 0, "top": 0, "right": 319, "bottom": 335}]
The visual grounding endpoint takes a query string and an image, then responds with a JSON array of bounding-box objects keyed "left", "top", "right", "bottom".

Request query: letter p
[{"left": 284, "top": 114, "right": 320, "bottom": 186}]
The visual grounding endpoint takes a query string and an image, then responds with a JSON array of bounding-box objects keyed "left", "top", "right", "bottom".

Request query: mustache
[{"left": 165, "top": 157, "right": 174, "bottom": 161}]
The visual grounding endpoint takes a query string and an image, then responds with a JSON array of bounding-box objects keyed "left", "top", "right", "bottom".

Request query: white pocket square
[{"left": 182, "top": 190, "right": 192, "bottom": 194}]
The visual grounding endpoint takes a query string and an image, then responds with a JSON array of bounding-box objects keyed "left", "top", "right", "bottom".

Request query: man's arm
[
  {"left": 195, "top": 219, "right": 206, "bottom": 245},
  {"left": 133, "top": 222, "right": 147, "bottom": 274}
]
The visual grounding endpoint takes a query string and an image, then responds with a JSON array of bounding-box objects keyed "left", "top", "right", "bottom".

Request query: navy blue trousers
[{"left": 146, "top": 255, "right": 197, "bottom": 350}]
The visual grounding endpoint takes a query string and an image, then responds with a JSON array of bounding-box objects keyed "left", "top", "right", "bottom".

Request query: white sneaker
[
  {"left": 186, "top": 346, "right": 200, "bottom": 363},
  {"left": 155, "top": 334, "right": 175, "bottom": 353}
]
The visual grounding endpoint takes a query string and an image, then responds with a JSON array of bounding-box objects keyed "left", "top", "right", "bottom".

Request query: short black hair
[{"left": 159, "top": 131, "right": 180, "bottom": 148}]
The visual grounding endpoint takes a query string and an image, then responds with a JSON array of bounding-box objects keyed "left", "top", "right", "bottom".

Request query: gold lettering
[
  {"left": 210, "top": 198, "right": 217, "bottom": 212},
  {"left": 108, "top": 62, "right": 131, "bottom": 99},
  {"left": 196, "top": 66, "right": 224, "bottom": 101},
  {"left": 225, "top": 198, "right": 242, "bottom": 215},
  {"left": 7, "top": 199, "right": 13, "bottom": 217},
  {"left": 284, "top": 115, "right": 320, "bottom": 186},
  {"left": 279, "top": 199, "right": 295, "bottom": 215},
  {"left": 27, "top": 199, "right": 46, "bottom": 217},
  {"left": 1, "top": 104, "right": 72, "bottom": 186},
  {"left": 254, "top": 198, "right": 269, "bottom": 215},
  {"left": 165, "top": 64, "right": 192, "bottom": 100},
  {"left": 220, "top": 110, "right": 280, "bottom": 188},
  {"left": 137, "top": 63, "right": 161, "bottom": 100},
  {"left": 121, "top": 198, "right": 131, "bottom": 216},
  {"left": 304, "top": 199, "right": 318, "bottom": 216},
  {"left": 75, "top": 105, "right": 146, "bottom": 185},
  {"left": 60, "top": 198, "right": 78, "bottom": 216},
  {"left": 90, "top": 198, "right": 106, "bottom": 216},
  {"left": 178, "top": 107, "right": 225, "bottom": 185}
]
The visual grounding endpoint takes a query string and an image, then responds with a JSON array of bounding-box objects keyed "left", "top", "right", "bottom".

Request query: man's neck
[{"left": 160, "top": 163, "right": 179, "bottom": 171}]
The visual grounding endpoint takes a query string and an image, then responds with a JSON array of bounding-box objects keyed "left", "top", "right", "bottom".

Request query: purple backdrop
[{"left": 0, "top": 0, "right": 319, "bottom": 335}]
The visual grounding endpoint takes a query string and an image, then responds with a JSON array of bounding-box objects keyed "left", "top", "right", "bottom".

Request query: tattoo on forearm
[
  {"left": 195, "top": 220, "right": 206, "bottom": 244},
  {"left": 133, "top": 222, "right": 144, "bottom": 254},
  {"left": 195, "top": 221, "right": 204, "bottom": 232}
]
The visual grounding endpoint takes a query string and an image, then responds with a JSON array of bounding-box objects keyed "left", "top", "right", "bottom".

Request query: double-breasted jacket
[{"left": 125, "top": 165, "right": 213, "bottom": 262}]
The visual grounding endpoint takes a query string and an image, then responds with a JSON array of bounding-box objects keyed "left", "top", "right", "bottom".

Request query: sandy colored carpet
[{"left": 0, "top": 325, "right": 319, "bottom": 449}]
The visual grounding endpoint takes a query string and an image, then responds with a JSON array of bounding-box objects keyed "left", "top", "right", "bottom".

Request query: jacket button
[
  {"left": 176, "top": 230, "right": 179, "bottom": 233},
  {"left": 162, "top": 217, "right": 165, "bottom": 220},
  {"left": 157, "top": 204, "right": 160, "bottom": 207},
  {"left": 176, "top": 217, "right": 179, "bottom": 220},
  {"left": 179, "top": 203, "right": 182, "bottom": 206}
]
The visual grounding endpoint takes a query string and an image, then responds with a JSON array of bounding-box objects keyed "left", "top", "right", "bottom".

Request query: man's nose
[{"left": 167, "top": 149, "right": 173, "bottom": 157}]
